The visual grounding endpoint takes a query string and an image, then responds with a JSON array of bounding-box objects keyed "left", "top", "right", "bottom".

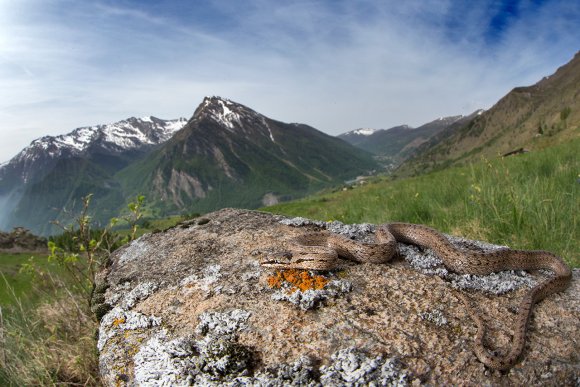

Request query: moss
[
  {"left": 91, "top": 293, "right": 106, "bottom": 305},
  {"left": 91, "top": 303, "right": 112, "bottom": 321},
  {"left": 93, "top": 280, "right": 109, "bottom": 297}
]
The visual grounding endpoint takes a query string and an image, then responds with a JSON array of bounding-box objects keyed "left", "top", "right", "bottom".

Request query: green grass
[
  {"left": 0, "top": 253, "right": 52, "bottom": 307},
  {"left": 0, "top": 252, "right": 100, "bottom": 385},
  {"left": 263, "top": 137, "right": 580, "bottom": 268}
]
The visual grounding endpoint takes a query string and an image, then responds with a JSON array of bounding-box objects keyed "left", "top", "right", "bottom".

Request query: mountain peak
[
  {"left": 194, "top": 96, "right": 254, "bottom": 130},
  {"left": 354, "top": 128, "right": 377, "bottom": 136}
]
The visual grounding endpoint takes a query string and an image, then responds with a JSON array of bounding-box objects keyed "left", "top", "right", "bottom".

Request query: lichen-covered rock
[{"left": 96, "top": 208, "right": 580, "bottom": 386}]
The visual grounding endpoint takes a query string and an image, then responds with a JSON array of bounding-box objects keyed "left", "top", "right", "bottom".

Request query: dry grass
[{"left": 0, "top": 272, "right": 100, "bottom": 386}]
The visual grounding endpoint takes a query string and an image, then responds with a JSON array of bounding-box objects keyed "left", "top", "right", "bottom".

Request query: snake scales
[{"left": 260, "top": 223, "right": 572, "bottom": 371}]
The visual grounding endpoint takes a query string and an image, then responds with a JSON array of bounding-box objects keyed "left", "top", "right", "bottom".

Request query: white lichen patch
[
  {"left": 325, "top": 221, "right": 375, "bottom": 242},
  {"left": 319, "top": 347, "right": 411, "bottom": 386},
  {"left": 98, "top": 306, "right": 161, "bottom": 351},
  {"left": 196, "top": 309, "right": 252, "bottom": 337},
  {"left": 122, "top": 281, "right": 158, "bottom": 309},
  {"left": 251, "top": 355, "right": 317, "bottom": 385},
  {"left": 279, "top": 216, "right": 326, "bottom": 228},
  {"left": 448, "top": 271, "right": 536, "bottom": 295},
  {"left": 241, "top": 261, "right": 262, "bottom": 281},
  {"left": 279, "top": 217, "right": 376, "bottom": 242},
  {"left": 419, "top": 308, "right": 449, "bottom": 327},
  {"left": 193, "top": 336, "right": 252, "bottom": 379},
  {"left": 400, "top": 243, "right": 537, "bottom": 295},
  {"left": 272, "top": 279, "right": 353, "bottom": 310},
  {"left": 179, "top": 264, "right": 223, "bottom": 296},
  {"left": 280, "top": 216, "right": 538, "bottom": 295},
  {"left": 202, "top": 264, "right": 222, "bottom": 290},
  {"left": 446, "top": 235, "right": 508, "bottom": 252},
  {"left": 125, "top": 309, "right": 255, "bottom": 386},
  {"left": 117, "top": 237, "right": 151, "bottom": 266},
  {"left": 189, "top": 309, "right": 255, "bottom": 383},
  {"left": 134, "top": 329, "right": 196, "bottom": 386}
]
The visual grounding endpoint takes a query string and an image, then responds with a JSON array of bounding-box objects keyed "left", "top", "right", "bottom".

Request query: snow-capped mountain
[
  {"left": 4, "top": 116, "right": 187, "bottom": 184},
  {"left": 192, "top": 96, "right": 279, "bottom": 141},
  {"left": 126, "top": 96, "right": 377, "bottom": 210},
  {"left": 0, "top": 115, "right": 187, "bottom": 233},
  {"left": 338, "top": 116, "right": 470, "bottom": 159},
  {"left": 344, "top": 128, "right": 378, "bottom": 137},
  {"left": 0, "top": 96, "right": 377, "bottom": 235}
]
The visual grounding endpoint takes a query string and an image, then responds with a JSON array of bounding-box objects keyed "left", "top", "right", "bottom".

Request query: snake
[{"left": 260, "top": 223, "right": 572, "bottom": 371}]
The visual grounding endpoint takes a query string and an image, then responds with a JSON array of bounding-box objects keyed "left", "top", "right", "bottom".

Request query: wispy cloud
[{"left": 0, "top": 0, "right": 578, "bottom": 162}]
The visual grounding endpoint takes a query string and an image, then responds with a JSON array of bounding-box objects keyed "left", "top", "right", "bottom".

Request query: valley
[
  {"left": 0, "top": 51, "right": 578, "bottom": 294},
  {"left": 2, "top": 2, "right": 579, "bottom": 385}
]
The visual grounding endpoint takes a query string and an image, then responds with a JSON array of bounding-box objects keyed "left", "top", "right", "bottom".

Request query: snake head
[
  {"left": 260, "top": 251, "right": 294, "bottom": 267},
  {"left": 260, "top": 249, "right": 338, "bottom": 271}
]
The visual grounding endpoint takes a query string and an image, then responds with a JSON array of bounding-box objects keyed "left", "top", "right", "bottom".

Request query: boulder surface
[{"left": 95, "top": 208, "right": 580, "bottom": 386}]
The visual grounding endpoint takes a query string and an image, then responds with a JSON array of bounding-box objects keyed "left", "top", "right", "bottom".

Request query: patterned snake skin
[{"left": 261, "top": 223, "right": 572, "bottom": 371}]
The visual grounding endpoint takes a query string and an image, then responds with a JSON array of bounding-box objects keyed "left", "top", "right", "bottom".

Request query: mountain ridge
[
  {"left": 0, "top": 97, "right": 377, "bottom": 234},
  {"left": 117, "top": 96, "right": 378, "bottom": 217},
  {"left": 0, "top": 116, "right": 187, "bottom": 186},
  {"left": 337, "top": 114, "right": 480, "bottom": 164},
  {"left": 398, "top": 51, "right": 580, "bottom": 174},
  {"left": 2, "top": 51, "right": 578, "bottom": 234}
]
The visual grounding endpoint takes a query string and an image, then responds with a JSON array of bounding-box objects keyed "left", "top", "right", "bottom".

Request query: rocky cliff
[{"left": 94, "top": 209, "right": 579, "bottom": 386}]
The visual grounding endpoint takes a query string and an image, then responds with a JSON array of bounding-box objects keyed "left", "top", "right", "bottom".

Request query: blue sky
[{"left": 0, "top": 0, "right": 579, "bottom": 162}]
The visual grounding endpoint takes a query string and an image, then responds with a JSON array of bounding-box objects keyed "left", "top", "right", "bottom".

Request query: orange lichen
[
  {"left": 266, "top": 269, "right": 329, "bottom": 293},
  {"left": 112, "top": 317, "right": 126, "bottom": 327}
]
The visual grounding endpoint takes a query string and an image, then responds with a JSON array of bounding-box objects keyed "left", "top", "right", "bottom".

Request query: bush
[{"left": 0, "top": 194, "right": 146, "bottom": 384}]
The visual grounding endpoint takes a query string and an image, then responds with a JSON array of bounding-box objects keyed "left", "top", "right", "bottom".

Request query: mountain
[
  {"left": 0, "top": 116, "right": 187, "bottom": 186},
  {"left": 400, "top": 51, "right": 580, "bottom": 174},
  {"left": 337, "top": 128, "right": 379, "bottom": 147},
  {"left": 0, "top": 97, "right": 376, "bottom": 234},
  {"left": 0, "top": 116, "right": 187, "bottom": 234},
  {"left": 116, "top": 96, "right": 377, "bottom": 216},
  {"left": 338, "top": 114, "right": 475, "bottom": 161}
]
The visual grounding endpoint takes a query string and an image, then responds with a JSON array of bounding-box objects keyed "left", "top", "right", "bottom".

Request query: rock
[
  {"left": 96, "top": 208, "right": 580, "bottom": 386},
  {"left": 0, "top": 227, "right": 47, "bottom": 252}
]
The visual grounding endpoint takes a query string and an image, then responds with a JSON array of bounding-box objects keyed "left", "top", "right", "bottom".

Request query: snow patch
[
  {"left": 212, "top": 99, "right": 242, "bottom": 130},
  {"left": 352, "top": 128, "right": 376, "bottom": 136}
]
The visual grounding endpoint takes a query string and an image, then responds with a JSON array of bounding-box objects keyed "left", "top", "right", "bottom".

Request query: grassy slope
[
  {"left": 0, "top": 253, "right": 52, "bottom": 306},
  {"left": 400, "top": 52, "right": 580, "bottom": 176},
  {"left": 263, "top": 137, "right": 579, "bottom": 268}
]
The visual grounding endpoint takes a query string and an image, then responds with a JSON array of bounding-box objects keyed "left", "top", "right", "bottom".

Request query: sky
[{"left": 0, "top": 0, "right": 579, "bottom": 163}]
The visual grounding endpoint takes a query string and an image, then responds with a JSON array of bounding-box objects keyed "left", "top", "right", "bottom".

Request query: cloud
[{"left": 0, "top": 0, "right": 578, "bottom": 162}]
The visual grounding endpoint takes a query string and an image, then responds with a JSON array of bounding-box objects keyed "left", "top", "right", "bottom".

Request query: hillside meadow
[
  {"left": 263, "top": 136, "right": 580, "bottom": 268},
  {"left": 1, "top": 135, "right": 577, "bottom": 384}
]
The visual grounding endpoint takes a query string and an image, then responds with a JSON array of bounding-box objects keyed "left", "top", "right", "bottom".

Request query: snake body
[{"left": 261, "top": 223, "right": 572, "bottom": 371}]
